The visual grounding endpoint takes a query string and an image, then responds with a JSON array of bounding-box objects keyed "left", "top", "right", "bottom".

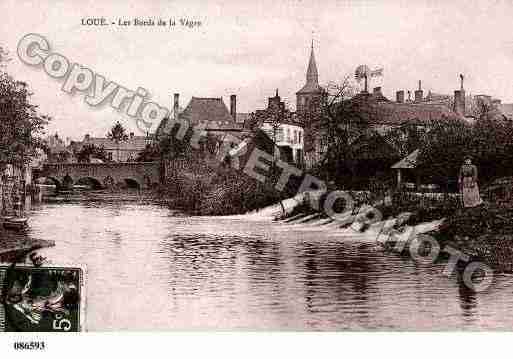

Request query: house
[
  {"left": 227, "top": 129, "right": 284, "bottom": 172},
  {"left": 499, "top": 103, "right": 513, "bottom": 121},
  {"left": 156, "top": 93, "right": 248, "bottom": 170},
  {"left": 72, "top": 132, "right": 152, "bottom": 162},
  {"left": 304, "top": 86, "right": 464, "bottom": 171},
  {"left": 251, "top": 90, "right": 305, "bottom": 167},
  {"left": 45, "top": 133, "right": 73, "bottom": 163},
  {"left": 155, "top": 93, "right": 286, "bottom": 179},
  {"left": 157, "top": 93, "right": 243, "bottom": 137},
  {"left": 1, "top": 162, "right": 32, "bottom": 215},
  {"left": 391, "top": 149, "right": 420, "bottom": 189}
]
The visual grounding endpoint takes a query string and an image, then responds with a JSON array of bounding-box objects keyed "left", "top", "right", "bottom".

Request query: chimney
[
  {"left": 173, "top": 93, "right": 179, "bottom": 120},
  {"left": 268, "top": 90, "right": 281, "bottom": 110},
  {"left": 279, "top": 102, "right": 285, "bottom": 118},
  {"left": 414, "top": 80, "right": 423, "bottom": 103},
  {"left": 396, "top": 90, "right": 405, "bottom": 103},
  {"left": 453, "top": 74, "right": 466, "bottom": 115},
  {"left": 454, "top": 90, "right": 466, "bottom": 115},
  {"left": 230, "top": 94, "right": 236, "bottom": 122}
]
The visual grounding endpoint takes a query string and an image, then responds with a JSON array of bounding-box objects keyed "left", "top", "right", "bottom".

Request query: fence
[
  {"left": 483, "top": 177, "right": 513, "bottom": 207},
  {"left": 392, "top": 190, "right": 460, "bottom": 211}
]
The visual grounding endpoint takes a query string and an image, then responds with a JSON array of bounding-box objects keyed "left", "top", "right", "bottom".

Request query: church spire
[
  {"left": 296, "top": 39, "right": 322, "bottom": 96},
  {"left": 306, "top": 41, "right": 319, "bottom": 86}
]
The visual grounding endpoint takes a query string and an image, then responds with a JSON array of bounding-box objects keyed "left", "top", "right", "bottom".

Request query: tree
[
  {"left": 416, "top": 120, "right": 471, "bottom": 187},
  {"left": 136, "top": 143, "right": 160, "bottom": 162},
  {"left": 0, "top": 72, "right": 49, "bottom": 165},
  {"left": 383, "top": 123, "right": 426, "bottom": 158},
  {"left": 75, "top": 143, "right": 110, "bottom": 163},
  {"left": 106, "top": 121, "right": 129, "bottom": 161},
  {"left": 416, "top": 111, "right": 513, "bottom": 188},
  {"left": 55, "top": 150, "right": 71, "bottom": 163},
  {"left": 157, "top": 120, "right": 194, "bottom": 161},
  {"left": 303, "top": 76, "right": 370, "bottom": 184},
  {"left": 0, "top": 46, "right": 11, "bottom": 69}
]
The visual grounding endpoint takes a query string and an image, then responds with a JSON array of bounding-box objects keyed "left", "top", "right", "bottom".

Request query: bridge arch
[
  {"left": 76, "top": 177, "right": 103, "bottom": 189},
  {"left": 39, "top": 162, "right": 161, "bottom": 190},
  {"left": 123, "top": 178, "right": 140, "bottom": 189},
  {"left": 35, "top": 176, "right": 61, "bottom": 188},
  {"left": 62, "top": 174, "right": 73, "bottom": 189}
]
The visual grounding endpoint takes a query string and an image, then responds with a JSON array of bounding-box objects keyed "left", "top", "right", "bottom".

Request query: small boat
[
  {"left": 3, "top": 198, "right": 28, "bottom": 231},
  {"left": 3, "top": 216, "right": 28, "bottom": 230}
]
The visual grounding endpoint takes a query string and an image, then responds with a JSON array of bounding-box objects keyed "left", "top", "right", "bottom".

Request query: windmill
[
  {"left": 355, "top": 65, "right": 384, "bottom": 93},
  {"left": 355, "top": 65, "right": 370, "bottom": 93}
]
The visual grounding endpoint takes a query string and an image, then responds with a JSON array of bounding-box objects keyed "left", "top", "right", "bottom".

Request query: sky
[{"left": 1, "top": 0, "right": 513, "bottom": 140}]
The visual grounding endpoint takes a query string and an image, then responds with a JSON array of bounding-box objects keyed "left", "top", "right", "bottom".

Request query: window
[
  {"left": 276, "top": 127, "right": 284, "bottom": 142},
  {"left": 299, "top": 131, "right": 302, "bottom": 144}
]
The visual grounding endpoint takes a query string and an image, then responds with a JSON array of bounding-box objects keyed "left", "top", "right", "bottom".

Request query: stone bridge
[{"left": 35, "top": 162, "right": 161, "bottom": 189}]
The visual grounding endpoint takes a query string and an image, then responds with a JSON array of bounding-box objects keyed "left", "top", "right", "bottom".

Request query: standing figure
[{"left": 458, "top": 156, "right": 483, "bottom": 208}]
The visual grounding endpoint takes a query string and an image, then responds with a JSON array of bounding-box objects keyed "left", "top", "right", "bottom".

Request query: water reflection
[
  {"left": 13, "top": 194, "right": 513, "bottom": 330},
  {"left": 457, "top": 275, "right": 478, "bottom": 320}
]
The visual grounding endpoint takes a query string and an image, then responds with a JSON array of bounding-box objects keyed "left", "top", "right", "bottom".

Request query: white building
[
  {"left": 252, "top": 90, "right": 305, "bottom": 167},
  {"left": 260, "top": 121, "right": 304, "bottom": 165}
]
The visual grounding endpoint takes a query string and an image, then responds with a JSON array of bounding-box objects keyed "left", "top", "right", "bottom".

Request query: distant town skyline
[{"left": 2, "top": 0, "right": 513, "bottom": 140}]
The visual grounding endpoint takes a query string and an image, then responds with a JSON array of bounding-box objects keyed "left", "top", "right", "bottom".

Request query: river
[{"left": 14, "top": 191, "right": 513, "bottom": 330}]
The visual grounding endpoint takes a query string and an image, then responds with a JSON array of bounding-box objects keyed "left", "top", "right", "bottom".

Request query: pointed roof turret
[
  {"left": 297, "top": 41, "right": 322, "bottom": 94},
  {"left": 306, "top": 42, "right": 318, "bottom": 85}
]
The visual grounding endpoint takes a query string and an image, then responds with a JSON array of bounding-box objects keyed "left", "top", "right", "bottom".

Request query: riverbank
[
  {"left": 375, "top": 203, "right": 513, "bottom": 274},
  {"left": 434, "top": 204, "right": 513, "bottom": 272},
  {"left": 157, "top": 166, "right": 285, "bottom": 216},
  {"left": 0, "top": 227, "right": 55, "bottom": 263},
  {"left": 273, "top": 191, "right": 513, "bottom": 273}
]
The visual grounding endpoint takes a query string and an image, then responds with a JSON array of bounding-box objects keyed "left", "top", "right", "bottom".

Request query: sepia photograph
[{"left": 1, "top": 0, "right": 513, "bottom": 354}]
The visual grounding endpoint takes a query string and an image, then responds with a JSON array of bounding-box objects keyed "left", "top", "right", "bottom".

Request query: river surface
[{"left": 14, "top": 191, "right": 513, "bottom": 330}]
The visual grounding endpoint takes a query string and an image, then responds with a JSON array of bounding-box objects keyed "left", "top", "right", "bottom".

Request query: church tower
[{"left": 296, "top": 41, "right": 323, "bottom": 120}]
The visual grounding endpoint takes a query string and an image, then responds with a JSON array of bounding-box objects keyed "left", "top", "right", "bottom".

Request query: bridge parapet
[{"left": 37, "top": 162, "right": 161, "bottom": 189}]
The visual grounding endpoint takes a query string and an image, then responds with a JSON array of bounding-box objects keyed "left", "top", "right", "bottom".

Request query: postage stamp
[{"left": 0, "top": 265, "right": 84, "bottom": 332}]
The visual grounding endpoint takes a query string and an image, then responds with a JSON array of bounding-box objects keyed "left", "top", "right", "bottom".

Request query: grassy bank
[
  {"left": 273, "top": 188, "right": 513, "bottom": 273},
  {"left": 434, "top": 204, "right": 513, "bottom": 272},
  {"left": 157, "top": 163, "right": 285, "bottom": 216}
]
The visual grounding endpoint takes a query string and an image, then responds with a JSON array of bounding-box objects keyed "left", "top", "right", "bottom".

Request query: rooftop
[
  {"left": 180, "top": 97, "right": 234, "bottom": 124},
  {"left": 76, "top": 135, "right": 150, "bottom": 151},
  {"left": 346, "top": 93, "right": 463, "bottom": 126},
  {"left": 392, "top": 149, "right": 420, "bottom": 169}
]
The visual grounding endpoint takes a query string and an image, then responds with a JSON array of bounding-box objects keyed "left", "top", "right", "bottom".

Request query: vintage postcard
[{"left": 1, "top": 0, "right": 513, "bottom": 338}]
